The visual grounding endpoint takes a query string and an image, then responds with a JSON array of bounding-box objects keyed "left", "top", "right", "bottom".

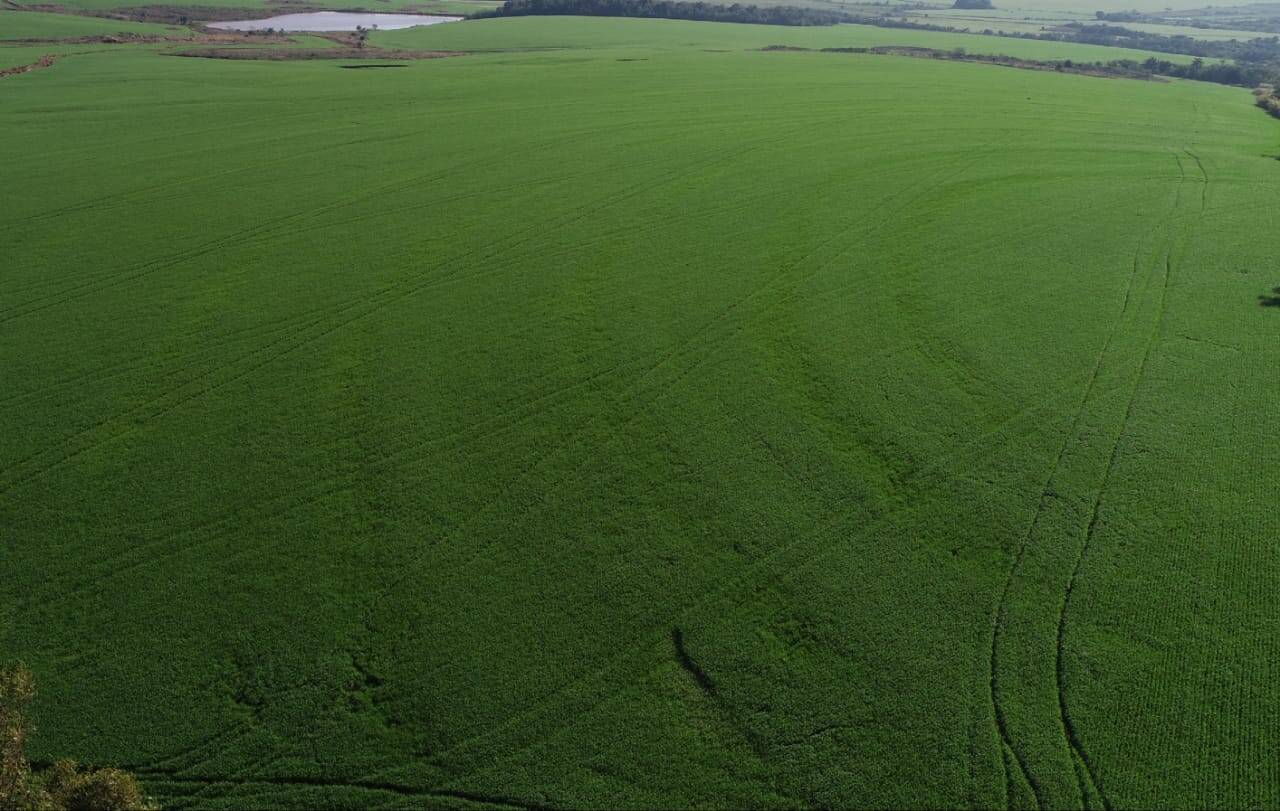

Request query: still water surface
[{"left": 208, "top": 12, "right": 460, "bottom": 31}]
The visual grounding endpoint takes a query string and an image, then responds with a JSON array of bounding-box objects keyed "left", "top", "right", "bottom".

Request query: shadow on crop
[
  {"left": 671, "top": 626, "right": 716, "bottom": 697},
  {"left": 1260, "top": 287, "right": 1280, "bottom": 307}
]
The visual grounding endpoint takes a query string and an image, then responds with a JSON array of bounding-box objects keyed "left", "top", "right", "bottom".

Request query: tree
[
  {"left": 354, "top": 24, "right": 378, "bottom": 49},
  {"left": 0, "top": 664, "right": 156, "bottom": 811},
  {"left": 1, "top": 663, "right": 42, "bottom": 810}
]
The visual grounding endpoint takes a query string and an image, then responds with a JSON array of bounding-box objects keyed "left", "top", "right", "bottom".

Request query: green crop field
[
  {"left": 0, "top": 10, "right": 183, "bottom": 38},
  {"left": 2, "top": 10, "right": 1279, "bottom": 811}
]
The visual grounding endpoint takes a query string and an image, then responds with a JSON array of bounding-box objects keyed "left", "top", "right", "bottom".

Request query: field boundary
[
  {"left": 761, "top": 45, "right": 1167, "bottom": 83},
  {"left": 0, "top": 52, "right": 55, "bottom": 77}
]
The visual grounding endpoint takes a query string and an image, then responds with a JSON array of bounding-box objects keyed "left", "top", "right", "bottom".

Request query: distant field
[
  {"left": 376, "top": 15, "right": 1203, "bottom": 62},
  {"left": 3, "top": 12, "right": 1279, "bottom": 811},
  {"left": 1120, "top": 21, "right": 1278, "bottom": 40},
  {"left": 905, "top": 6, "right": 1280, "bottom": 39},
  {"left": 0, "top": 9, "right": 182, "bottom": 37}
]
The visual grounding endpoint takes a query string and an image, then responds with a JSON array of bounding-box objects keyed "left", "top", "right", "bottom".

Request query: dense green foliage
[
  {"left": 1059, "top": 22, "right": 1280, "bottom": 62},
  {"left": 3, "top": 11, "right": 1280, "bottom": 811},
  {"left": 1096, "top": 5, "right": 1280, "bottom": 35}
]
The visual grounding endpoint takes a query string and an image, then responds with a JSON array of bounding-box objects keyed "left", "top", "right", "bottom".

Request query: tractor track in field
[
  {"left": 1, "top": 116, "right": 967, "bottom": 504},
  {"left": 75, "top": 322, "right": 1073, "bottom": 795},
  {"left": 0, "top": 113, "right": 709, "bottom": 317},
  {"left": 408, "top": 378, "right": 1080, "bottom": 781},
  {"left": 32, "top": 157, "right": 1088, "bottom": 644},
  {"left": 987, "top": 227, "right": 1141, "bottom": 811},
  {"left": 12, "top": 124, "right": 833, "bottom": 614},
  {"left": 127, "top": 767, "right": 556, "bottom": 811},
  {"left": 21, "top": 117, "right": 806, "bottom": 498},
  {"left": 987, "top": 144, "right": 1207, "bottom": 809},
  {"left": 1, "top": 104, "right": 672, "bottom": 233},
  {"left": 0, "top": 132, "right": 766, "bottom": 417},
  {"left": 336, "top": 134, "right": 1029, "bottom": 759},
  {"left": 212, "top": 131, "right": 1100, "bottom": 782},
  {"left": 1053, "top": 144, "right": 1209, "bottom": 808},
  {"left": 345, "top": 135, "right": 1140, "bottom": 782},
  {"left": 0, "top": 161, "right": 775, "bottom": 428},
  {"left": 0, "top": 126, "right": 811, "bottom": 497}
]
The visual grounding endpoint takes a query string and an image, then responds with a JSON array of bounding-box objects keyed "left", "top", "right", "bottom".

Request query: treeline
[
  {"left": 768, "top": 42, "right": 1280, "bottom": 91},
  {"left": 903, "top": 18, "right": 1280, "bottom": 87},
  {"left": 473, "top": 0, "right": 854, "bottom": 26},
  {"left": 1093, "top": 11, "right": 1143, "bottom": 23},
  {"left": 1049, "top": 26, "right": 1280, "bottom": 88},
  {"left": 1053, "top": 23, "right": 1280, "bottom": 63},
  {"left": 1138, "top": 55, "right": 1273, "bottom": 87},
  {"left": 769, "top": 44, "right": 1160, "bottom": 79},
  {"left": 1096, "top": 9, "right": 1280, "bottom": 35}
]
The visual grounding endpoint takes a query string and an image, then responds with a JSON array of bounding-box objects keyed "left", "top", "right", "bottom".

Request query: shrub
[
  {"left": 0, "top": 663, "right": 47, "bottom": 811},
  {"left": 0, "top": 665, "right": 156, "bottom": 811},
  {"left": 47, "top": 765, "right": 153, "bottom": 811}
]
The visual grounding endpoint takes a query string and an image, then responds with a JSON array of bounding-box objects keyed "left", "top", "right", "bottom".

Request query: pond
[{"left": 207, "top": 12, "right": 461, "bottom": 32}]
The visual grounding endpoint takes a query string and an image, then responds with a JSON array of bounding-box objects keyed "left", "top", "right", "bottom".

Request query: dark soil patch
[{"left": 0, "top": 53, "right": 55, "bottom": 78}]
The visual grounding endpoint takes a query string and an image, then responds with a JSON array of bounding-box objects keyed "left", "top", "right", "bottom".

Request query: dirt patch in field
[
  {"left": 167, "top": 46, "right": 462, "bottom": 60},
  {"left": 0, "top": 53, "right": 55, "bottom": 78}
]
